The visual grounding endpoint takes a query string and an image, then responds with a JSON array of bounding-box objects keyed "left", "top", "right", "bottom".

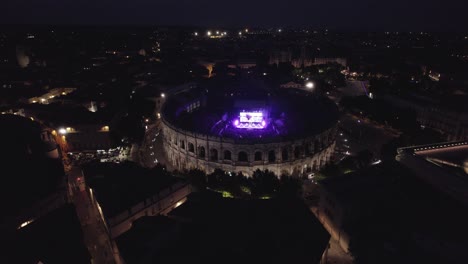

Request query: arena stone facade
[{"left": 161, "top": 119, "right": 337, "bottom": 177}]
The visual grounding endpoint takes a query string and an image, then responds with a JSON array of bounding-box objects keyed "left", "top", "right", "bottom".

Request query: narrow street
[
  {"left": 139, "top": 122, "right": 174, "bottom": 171},
  {"left": 68, "top": 168, "right": 115, "bottom": 264},
  {"left": 327, "top": 87, "right": 399, "bottom": 162},
  {"left": 335, "top": 113, "right": 399, "bottom": 161}
]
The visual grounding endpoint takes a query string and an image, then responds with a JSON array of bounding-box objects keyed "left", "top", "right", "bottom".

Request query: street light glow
[
  {"left": 18, "top": 219, "right": 34, "bottom": 229},
  {"left": 306, "top": 82, "right": 314, "bottom": 89},
  {"left": 161, "top": 93, "right": 165, "bottom": 98},
  {"left": 207, "top": 31, "right": 212, "bottom": 36},
  {"left": 58, "top": 128, "right": 67, "bottom": 135}
]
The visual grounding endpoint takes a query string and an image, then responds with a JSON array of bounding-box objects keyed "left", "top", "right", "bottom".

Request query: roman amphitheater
[{"left": 161, "top": 79, "right": 339, "bottom": 176}]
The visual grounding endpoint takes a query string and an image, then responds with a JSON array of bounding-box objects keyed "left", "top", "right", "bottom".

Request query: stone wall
[{"left": 162, "top": 119, "right": 337, "bottom": 176}]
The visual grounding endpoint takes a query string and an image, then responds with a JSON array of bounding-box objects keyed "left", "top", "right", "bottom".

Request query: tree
[
  {"left": 251, "top": 169, "right": 280, "bottom": 198},
  {"left": 278, "top": 175, "right": 302, "bottom": 198},
  {"left": 187, "top": 169, "right": 207, "bottom": 191}
]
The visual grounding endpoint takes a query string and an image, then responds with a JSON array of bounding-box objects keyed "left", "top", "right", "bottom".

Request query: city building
[
  {"left": 227, "top": 59, "right": 257, "bottom": 69},
  {"left": 396, "top": 141, "right": 468, "bottom": 206},
  {"left": 0, "top": 114, "right": 90, "bottom": 263},
  {"left": 382, "top": 94, "right": 468, "bottom": 141},
  {"left": 314, "top": 57, "right": 347, "bottom": 67},
  {"left": 269, "top": 48, "right": 293, "bottom": 65},
  {"left": 280, "top": 81, "right": 304, "bottom": 89},
  {"left": 28, "top": 87, "right": 76, "bottom": 104},
  {"left": 292, "top": 46, "right": 314, "bottom": 68},
  {"left": 115, "top": 192, "right": 330, "bottom": 264},
  {"left": 269, "top": 47, "right": 347, "bottom": 68},
  {"left": 17, "top": 104, "right": 116, "bottom": 152},
  {"left": 0, "top": 114, "right": 66, "bottom": 231},
  {"left": 317, "top": 160, "right": 468, "bottom": 263},
  {"left": 82, "top": 162, "right": 191, "bottom": 239},
  {"left": 8, "top": 204, "right": 91, "bottom": 264},
  {"left": 54, "top": 123, "right": 114, "bottom": 152}
]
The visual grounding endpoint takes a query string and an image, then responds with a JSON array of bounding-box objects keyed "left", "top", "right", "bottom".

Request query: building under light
[
  {"left": 161, "top": 79, "right": 339, "bottom": 176},
  {"left": 397, "top": 141, "right": 468, "bottom": 206},
  {"left": 82, "top": 162, "right": 191, "bottom": 239},
  {"left": 0, "top": 114, "right": 90, "bottom": 263}
]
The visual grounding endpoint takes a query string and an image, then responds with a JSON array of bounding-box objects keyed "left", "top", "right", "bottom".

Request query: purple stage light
[{"left": 235, "top": 111, "right": 266, "bottom": 129}]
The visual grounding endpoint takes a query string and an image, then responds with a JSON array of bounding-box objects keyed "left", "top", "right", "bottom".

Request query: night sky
[{"left": 2, "top": 0, "right": 468, "bottom": 31}]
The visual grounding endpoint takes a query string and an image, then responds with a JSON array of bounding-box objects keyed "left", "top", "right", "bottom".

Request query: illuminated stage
[{"left": 234, "top": 112, "right": 266, "bottom": 129}]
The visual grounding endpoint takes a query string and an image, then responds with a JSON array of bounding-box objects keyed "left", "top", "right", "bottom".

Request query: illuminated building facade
[{"left": 161, "top": 79, "right": 339, "bottom": 176}]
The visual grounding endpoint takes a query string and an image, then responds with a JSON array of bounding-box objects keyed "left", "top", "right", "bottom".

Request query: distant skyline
[{"left": 2, "top": 0, "right": 468, "bottom": 31}]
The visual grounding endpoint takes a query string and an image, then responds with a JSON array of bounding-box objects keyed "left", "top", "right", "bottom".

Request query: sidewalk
[
  {"left": 310, "top": 205, "right": 354, "bottom": 264},
  {"left": 322, "top": 237, "right": 354, "bottom": 264}
]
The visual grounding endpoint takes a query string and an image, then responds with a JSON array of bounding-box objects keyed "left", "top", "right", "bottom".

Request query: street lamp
[{"left": 306, "top": 82, "right": 314, "bottom": 89}]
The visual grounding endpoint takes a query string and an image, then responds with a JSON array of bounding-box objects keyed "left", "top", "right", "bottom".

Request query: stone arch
[
  {"left": 322, "top": 153, "right": 329, "bottom": 166},
  {"left": 210, "top": 148, "right": 218, "bottom": 161},
  {"left": 268, "top": 150, "right": 276, "bottom": 163},
  {"left": 188, "top": 142, "right": 195, "bottom": 153},
  {"left": 198, "top": 146, "right": 206, "bottom": 158},
  {"left": 312, "top": 159, "right": 317, "bottom": 170},
  {"left": 224, "top": 150, "right": 232, "bottom": 160},
  {"left": 254, "top": 151, "right": 263, "bottom": 161},
  {"left": 180, "top": 140, "right": 185, "bottom": 149},
  {"left": 294, "top": 146, "right": 301, "bottom": 159},
  {"left": 326, "top": 132, "right": 332, "bottom": 145},
  {"left": 238, "top": 151, "right": 249, "bottom": 162},
  {"left": 281, "top": 147, "right": 289, "bottom": 161},
  {"left": 314, "top": 139, "right": 320, "bottom": 153},
  {"left": 305, "top": 142, "right": 311, "bottom": 156},
  {"left": 292, "top": 166, "right": 301, "bottom": 177}
]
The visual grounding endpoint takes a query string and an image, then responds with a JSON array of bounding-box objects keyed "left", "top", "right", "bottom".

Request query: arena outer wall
[{"left": 161, "top": 118, "right": 337, "bottom": 177}]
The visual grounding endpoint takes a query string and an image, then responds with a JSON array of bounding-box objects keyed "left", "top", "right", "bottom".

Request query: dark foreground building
[
  {"left": 0, "top": 114, "right": 90, "bottom": 263},
  {"left": 116, "top": 192, "right": 330, "bottom": 264},
  {"left": 318, "top": 160, "right": 468, "bottom": 264}
]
